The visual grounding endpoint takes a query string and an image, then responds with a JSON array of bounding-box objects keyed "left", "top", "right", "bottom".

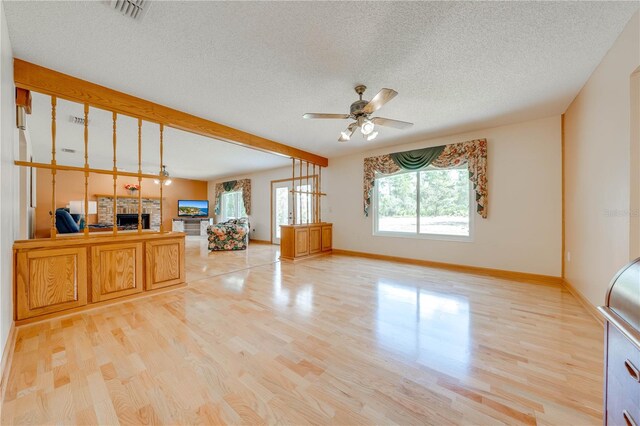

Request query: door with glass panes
[{"left": 272, "top": 181, "right": 314, "bottom": 244}]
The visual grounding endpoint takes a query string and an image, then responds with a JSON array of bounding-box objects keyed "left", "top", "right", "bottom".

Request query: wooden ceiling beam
[{"left": 13, "top": 59, "right": 329, "bottom": 167}]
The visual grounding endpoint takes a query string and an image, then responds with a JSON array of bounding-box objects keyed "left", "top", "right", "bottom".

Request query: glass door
[{"left": 272, "top": 181, "right": 292, "bottom": 244}]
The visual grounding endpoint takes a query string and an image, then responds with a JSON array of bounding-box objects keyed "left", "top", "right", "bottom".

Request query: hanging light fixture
[
  {"left": 360, "top": 119, "right": 375, "bottom": 136},
  {"left": 339, "top": 123, "right": 357, "bottom": 142},
  {"left": 154, "top": 165, "right": 172, "bottom": 186}
]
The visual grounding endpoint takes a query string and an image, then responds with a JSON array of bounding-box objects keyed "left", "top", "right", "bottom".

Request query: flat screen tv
[{"left": 178, "top": 199, "right": 209, "bottom": 217}]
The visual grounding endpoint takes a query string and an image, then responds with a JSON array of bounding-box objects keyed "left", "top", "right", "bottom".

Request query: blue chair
[{"left": 55, "top": 208, "right": 80, "bottom": 234}]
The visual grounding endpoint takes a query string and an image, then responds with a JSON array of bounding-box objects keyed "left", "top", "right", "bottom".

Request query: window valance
[
  {"left": 214, "top": 178, "right": 251, "bottom": 215},
  {"left": 363, "top": 139, "right": 487, "bottom": 218}
]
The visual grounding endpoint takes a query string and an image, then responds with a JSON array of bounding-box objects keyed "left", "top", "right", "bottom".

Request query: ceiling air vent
[{"left": 110, "top": 0, "right": 150, "bottom": 21}]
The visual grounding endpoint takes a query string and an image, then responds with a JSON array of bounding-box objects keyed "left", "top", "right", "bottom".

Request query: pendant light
[{"left": 154, "top": 165, "right": 172, "bottom": 186}]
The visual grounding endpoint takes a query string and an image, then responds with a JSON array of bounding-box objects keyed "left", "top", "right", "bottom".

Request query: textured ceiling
[{"left": 5, "top": 1, "right": 639, "bottom": 164}]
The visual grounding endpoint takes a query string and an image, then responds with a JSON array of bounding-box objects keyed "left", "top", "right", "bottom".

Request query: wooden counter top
[{"left": 13, "top": 231, "right": 186, "bottom": 250}]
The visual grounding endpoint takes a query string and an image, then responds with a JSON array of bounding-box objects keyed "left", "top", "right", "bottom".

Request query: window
[
  {"left": 296, "top": 184, "right": 312, "bottom": 224},
  {"left": 220, "top": 191, "right": 246, "bottom": 221},
  {"left": 374, "top": 166, "right": 471, "bottom": 239}
]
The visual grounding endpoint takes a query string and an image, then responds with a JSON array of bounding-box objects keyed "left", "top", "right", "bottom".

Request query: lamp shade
[{"left": 69, "top": 200, "right": 97, "bottom": 215}]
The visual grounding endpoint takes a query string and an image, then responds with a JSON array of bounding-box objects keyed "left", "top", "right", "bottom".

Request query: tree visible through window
[
  {"left": 221, "top": 191, "right": 246, "bottom": 222},
  {"left": 375, "top": 166, "right": 470, "bottom": 237}
]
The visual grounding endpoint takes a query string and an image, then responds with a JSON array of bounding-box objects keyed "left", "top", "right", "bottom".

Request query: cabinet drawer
[{"left": 607, "top": 325, "right": 640, "bottom": 425}]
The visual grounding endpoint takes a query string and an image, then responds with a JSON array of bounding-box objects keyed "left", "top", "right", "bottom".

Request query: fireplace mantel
[{"left": 94, "top": 193, "right": 163, "bottom": 200}]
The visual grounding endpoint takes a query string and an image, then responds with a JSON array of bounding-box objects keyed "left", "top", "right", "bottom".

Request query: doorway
[
  {"left": 272, "top": 181, "right": 292, "bottom": 245},
  {"left": 271, "top": 176, "right": 317, "bottom": 244}
]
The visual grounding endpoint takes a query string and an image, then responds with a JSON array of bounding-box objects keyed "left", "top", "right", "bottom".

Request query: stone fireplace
[
  {"left": 97, "top": 196, "right": 161, "bottom": 231},
  {"left": 117, "top": 213, "right": 150, "bottom": 229}
]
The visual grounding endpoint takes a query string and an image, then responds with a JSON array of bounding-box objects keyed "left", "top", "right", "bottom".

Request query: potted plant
[{"left": 124, "top": 184, "right": 140, "bottom": 196}]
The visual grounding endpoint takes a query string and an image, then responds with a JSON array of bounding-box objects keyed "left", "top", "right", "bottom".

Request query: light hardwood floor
[{"left": 1, "top": 238, "right": 603, "bottom": 425}]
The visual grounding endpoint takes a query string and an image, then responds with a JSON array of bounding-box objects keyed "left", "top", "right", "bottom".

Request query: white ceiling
[
  {"left": 26, "top": 92, "right": 290, "bottom": 181},
  {"left": 5, "top": 1, "right": 639, "bottom": 166}
]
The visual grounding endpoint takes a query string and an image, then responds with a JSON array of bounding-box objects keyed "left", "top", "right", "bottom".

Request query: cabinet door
[
  {"left": 294, "top": 228, "right": 309, "bottom": 257},
  {"left": 146, "top": 238, "right": 185, "bottom": 290},
  {"left": 91, "top": 243, "right": 143, "bottom": 302},
  {"left": 321, "top": 225, "right": 332, "bottom": 251},
  {"left": 16, "top": 247, "right": 88, "bottom": 320},
  {"left": 309, "top": 226, "right": 321, "bottom": 254},
  {"left": 200, "top": 220, "right": 211, "bottom": 236}
]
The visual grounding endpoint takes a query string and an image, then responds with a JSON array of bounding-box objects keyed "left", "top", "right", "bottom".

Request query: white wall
[
  {"left": 564, "top": 11, "right": 640, "bottom": 306},
  {"left": 208, "top": 166, "right": 293, "bottom": 242},
  {"left": 324, "top": 116, "right": 563, "bottom": 276},
  {"left": 0, "top": 1, "right": 17, "bottom": 358}
]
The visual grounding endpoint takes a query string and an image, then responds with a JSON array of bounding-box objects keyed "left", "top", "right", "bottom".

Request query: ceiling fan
[{"left": 303, "top": 85, "right": 413, "bottom": 142}]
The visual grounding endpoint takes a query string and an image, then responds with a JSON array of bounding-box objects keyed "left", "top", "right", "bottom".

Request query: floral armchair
[{"left": 207, "top": 218, "right": 249, "bottom": 251}]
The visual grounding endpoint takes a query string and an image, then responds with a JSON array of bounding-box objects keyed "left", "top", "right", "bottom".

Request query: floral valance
[
  {"left": 214, "top": 178, "right": 251, "bottom": 215},
  {"left": 363, "top": 139, "right": 487, "bottom": 218}
]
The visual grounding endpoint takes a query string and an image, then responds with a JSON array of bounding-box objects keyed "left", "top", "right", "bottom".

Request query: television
[{"left": 178, "top": 199, "right": 209, "bottom": 217}]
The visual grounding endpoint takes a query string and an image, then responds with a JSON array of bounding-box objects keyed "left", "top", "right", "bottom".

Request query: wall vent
[
  {"left": 110, "top": 0, "right": 150, "bottom": 21},
  {"left": 70, "top": 116, "right": 89, "bottom": 125}
]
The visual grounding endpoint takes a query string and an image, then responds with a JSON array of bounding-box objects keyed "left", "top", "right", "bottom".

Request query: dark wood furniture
[{"left": 599, "top": 258, "right": 640, "bottom": 426}]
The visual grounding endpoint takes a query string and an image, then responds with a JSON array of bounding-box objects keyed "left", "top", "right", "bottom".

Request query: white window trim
[
  {"left": 220, "top": 191, "right": 245, "bottom": 222},
  {"left": 372, "top": 167, "right": 474, "bottom": 242}
]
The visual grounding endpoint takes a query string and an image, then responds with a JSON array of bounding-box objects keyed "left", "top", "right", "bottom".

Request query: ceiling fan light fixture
[
  {"left": 361, "top": 119, "right": 375, "bottom": 135},
  {"left": 302, "top": 85, "right": 412, "bottom": 143},
  {"left": 155, "top": 165, "right": 171, "bottom": 186}
]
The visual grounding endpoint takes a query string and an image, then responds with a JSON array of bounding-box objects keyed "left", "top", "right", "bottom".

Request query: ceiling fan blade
[
  {"left": 372, "top": 117, "right": 413, "bottom": 129},
  {"left": 363, "top": 88, "right": 398, "bottom": 114},
  {"left": 303, "top": 113, "right": 350, "bottom": 119}
]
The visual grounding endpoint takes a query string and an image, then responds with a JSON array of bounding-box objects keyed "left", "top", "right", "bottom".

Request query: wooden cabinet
[
  {"left": 172, "top": 217, "right": 213, "bottom": 236},
  {"left": 14, "top": 232, "right": 186, "bottom": 323},
  {"left": 294, "top": 228, "right": 309, "bottom": 257},
  {"left": 146, "top": 237, "right": 185, "bottom": 290},
  {"left": 309, "top": 226, "right": 321, "bottom": 254},
  {"left": 15, "top": 247, "right": 88, "bottom": 320},
  {"left": 280, "top": 223, "right": 332, "bottom": 261},
  {"left": 321, "top": 225, "right": 332, "bottom": 252},
  {"left": 91, "top": 242, "right": 143, "bottom": 302}
]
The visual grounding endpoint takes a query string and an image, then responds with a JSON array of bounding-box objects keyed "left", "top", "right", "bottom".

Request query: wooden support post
[
  {"left": 319, "top": 166, "right": 322, "bottom": 223},
  {"left": 306, "top": 161, "right": 310, "bottom": 224},
  {"left": 312, "top": 163, "right": 316, "bottom": 223},
  {"left": 50, "top": 96, "right": 57, "bottom": 239},
  {"left": 137, "top": 118, "right": 143, "bottom": 233},
  {"left": 16, "top": 88, "right": 32, "bottom": 113},
  {"left": 112, "top": 112, "right": 118, "bottom": 236},
  {"left": 159, "top": 124, "right": 164, "bottom": 232},
  {"left": 299, "top": 158, "right": 303, "bottom": 223},
  {"left": 83, "top": 103, "right": 89, "bottom": 236},
  {"left": 291, "top": 158, "right": 296, "bottom": 225}
]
